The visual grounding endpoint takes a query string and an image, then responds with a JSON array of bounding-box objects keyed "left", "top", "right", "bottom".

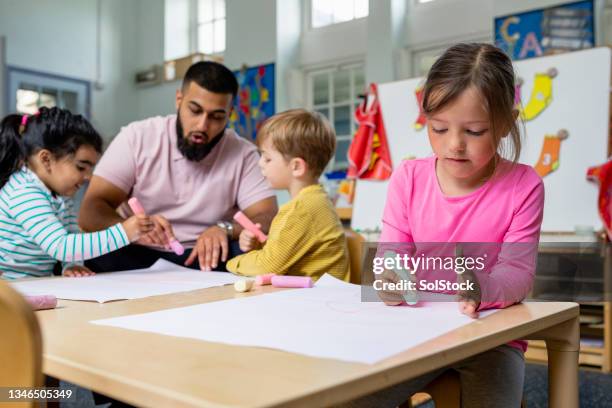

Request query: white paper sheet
[
  {"left": 10, "top": 259, "right": 240, "bottom": 303},
  {"left": 93, "top": 274, "right": 496, "bottom": 364}
]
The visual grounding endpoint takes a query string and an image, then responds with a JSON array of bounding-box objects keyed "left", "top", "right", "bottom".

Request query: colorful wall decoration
[
  {"left": 229, "top": 63, "right": 275, "bottom": 140},
  {"left": 494, "top": 0, "right": 594, "bottom": 60}
]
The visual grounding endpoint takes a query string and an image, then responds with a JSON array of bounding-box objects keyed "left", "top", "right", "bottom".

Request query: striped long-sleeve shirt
[{"left": 0, "top": 167, "right": 129, "bottom": 279}]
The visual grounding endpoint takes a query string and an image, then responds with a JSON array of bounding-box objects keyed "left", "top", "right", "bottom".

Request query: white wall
[
  {"left": 224, "top": 0, "right": 277, "bottom": 69},
  {"left": 0, "top": 0, "right": 143, "bottom": 141},
  {"left": 300, "top": 19, "right": 367, "bottom": 67},
  {"left": 132, "top": 0, "right": 177, "bottom": 120},
  {"left": 0, "top": 0, "right": 97, "bottom": 80}
]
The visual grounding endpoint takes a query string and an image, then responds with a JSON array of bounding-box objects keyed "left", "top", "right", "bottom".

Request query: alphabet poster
[{"left": 494, "top": 0, "right": 594, "bottom": 61}]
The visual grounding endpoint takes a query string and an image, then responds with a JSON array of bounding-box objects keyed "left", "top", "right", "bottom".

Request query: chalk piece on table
[
  {"left": 271, "top": 276, "right": 313, "bottom": 288},
  {"left": 234, "top": 280, "right": 255, "bottom": 293},
  {"left": 25, "top": 295, "right": 57, "bottom": 310},
  {"left": 255, "top": 273, "right": 276, "bottom": 286}
]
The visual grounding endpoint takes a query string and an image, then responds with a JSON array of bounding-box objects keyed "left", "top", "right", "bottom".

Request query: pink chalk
[
  {"left": 25, "top": 295, "right": 57, "bottom": 310},
  {"left": 127, "top": 197, "right": 185, "bottom": 256},
  {"left": 127, "top": 197, "right": 145, "bottom": 215},
  {"left": 233, "top": 211, "right": 267, "bottom": 243},
  {"left": 271, "top": 276, "right": 313, "bottom": 289},
  {"left": 255, "top": 273, "right": 276, "bottom": 286},
  {"left": 169, "top": 239, "right": 185, "bottom": 256}
]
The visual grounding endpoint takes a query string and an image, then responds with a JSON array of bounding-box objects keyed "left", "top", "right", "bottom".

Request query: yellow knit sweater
[{"left": 227, "top": 184, "right": 350, "bottom": 281}]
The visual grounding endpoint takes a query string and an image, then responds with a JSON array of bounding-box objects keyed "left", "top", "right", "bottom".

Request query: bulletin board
[{"left": 229, "top": 63, "right": 275, "bottom": 140}]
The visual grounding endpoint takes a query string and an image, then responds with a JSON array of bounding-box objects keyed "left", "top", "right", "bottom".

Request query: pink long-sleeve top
[{"left": 380, "top": 156, "right": 544, "bottom": 352}]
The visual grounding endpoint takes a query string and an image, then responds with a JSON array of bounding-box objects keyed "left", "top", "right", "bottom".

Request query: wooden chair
[
  {"left": 344, "top": 228, "right": 365, "bottom": 284},
  {"left": 0, "top": 281, "right": 43, "bottom": 407}
]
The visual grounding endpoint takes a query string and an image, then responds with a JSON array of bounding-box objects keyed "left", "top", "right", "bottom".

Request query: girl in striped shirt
[{"left": 0, "top": 107, "right": 153, "bottom": 279}]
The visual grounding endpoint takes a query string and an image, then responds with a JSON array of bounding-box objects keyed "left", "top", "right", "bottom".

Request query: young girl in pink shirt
[{"left": 345, "top": 43, "right": 544, "bottom": 408}]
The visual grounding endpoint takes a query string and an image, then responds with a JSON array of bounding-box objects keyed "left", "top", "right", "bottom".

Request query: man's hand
[
  {"left": 63, "top": 265, "right": 95, "bottom": 277},
  {"left": 135, "top": 214, "right": 176, "bottom": 248},
  {"left": 185, "top": 226, "right": 228, "bottom": 271}
]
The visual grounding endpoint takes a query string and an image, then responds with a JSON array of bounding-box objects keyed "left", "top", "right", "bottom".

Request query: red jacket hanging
[
  {"left": 347, "top": 83, "right": 393, "bottom": 180},
  {"left": 587, "top": 159, "right": 612, "bottom": 240}
]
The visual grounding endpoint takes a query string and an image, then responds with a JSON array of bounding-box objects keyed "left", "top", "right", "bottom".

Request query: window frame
[
  {"left": 164, "top": 0, "right": 226, "bottom": 61},
  {"left": 307, "top": 0, "right": 369, "bottom": 31},
  {"left": 305, "top": 62, "right": 365, "bottom": 171}
]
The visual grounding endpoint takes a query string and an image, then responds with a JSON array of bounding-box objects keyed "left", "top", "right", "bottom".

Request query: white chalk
[{"left": 234, "top": 279, "right": 254, "bottom": 293}]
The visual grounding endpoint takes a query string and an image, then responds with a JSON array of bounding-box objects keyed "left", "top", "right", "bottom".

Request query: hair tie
[
  {"left": 18, "top": 111, "right": 39, "bottom": 135},
  {"left": 18, "top": 115, "right": 28, "bottom": 135}
]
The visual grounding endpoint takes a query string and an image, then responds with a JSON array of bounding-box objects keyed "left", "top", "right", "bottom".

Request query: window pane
[
  {"left": 354, "top": 0, "right": 368, "bottom": 18},
  {"left": 313, "top": 73, "right": 329, "bottom": 105},
  {"left": 198, "top": 0, "right": 213, "bottom": 23},
  {"left": 165, "top": 0, "right": 190, "bottom": 60},
  {"left": 214, "top": 0, "right": 225, "bottom": 19},
  {"left": 213, "top": 19, "right": 226, "bottom": 53},
  {"left": 333, "top": 105, "right": 351, "bottom": 136},
  {"left": 198, "top": 22, "right": 214, "bottom": 54},
  {"left": 332, "top": 0, "right": 354, "bottom": 24},
  {"left": 334, "top": 139, "right": 351, "bottom": 168},
  {"left": 312, "top": 0, "right": 334, "bottom": 28},
  {"left": 40, "top": 88, "right": 58, "bottom": 109},
  {"left": 316, "top": 107, "right": 330, "bottom": 120},
  {"left": 353, "top": 68, "right": 365, "bottom": 95},
  {"left": 333, "top": 69, "right": 350, "bottom": 103},
  {"left": 16, "top": 89, "right": 39, "bottom": 114},
  {"left": 61, "top": 90, "right": 78, "bottom": 112}
]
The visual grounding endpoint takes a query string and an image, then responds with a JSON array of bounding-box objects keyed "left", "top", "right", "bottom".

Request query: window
[
  {"left": 8, "top": 67, "right": 90, "bottom": 117},
  {"left": 311, "top": 0, "right": 368, "bottom": 29},
  {"left": 307, "top": 65, "right": 365, "bottom": 171},
  {"left": 197, "top": 0, "right": 226, "bottom": 54},
  {"left": 164, "top": 0, "right": 226, "bottom": 61}
]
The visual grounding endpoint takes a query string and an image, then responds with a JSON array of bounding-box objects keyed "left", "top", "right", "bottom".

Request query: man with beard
[{"left": 79, "top": 61, "right": 277, "bottom": 272}]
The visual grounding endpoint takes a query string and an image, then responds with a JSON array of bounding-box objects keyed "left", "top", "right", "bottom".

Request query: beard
[{"left": 176, "top": 111, "right": 225, "bottom": 162}]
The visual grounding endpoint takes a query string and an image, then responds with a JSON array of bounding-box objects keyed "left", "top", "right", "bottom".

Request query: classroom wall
[
  {"left": 2, "top": 0, "right": 610, "bottom": 141},
  {"left": 132, "top": 0, "right": 280, "bottom": 121},
  {"left": 0, "top": 0, "right": 141, "bottom": 141},
  {"left": 298, "top": 0, "right": 611, "bottom": 84}
]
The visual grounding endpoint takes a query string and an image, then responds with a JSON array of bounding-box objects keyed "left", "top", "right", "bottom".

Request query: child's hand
[
  {"left": 122, "top": 214, "right": 154, "bottom": 242},
  {"left": 376, "top": 269, "right": 405, "bottom": 306},
  {"left": 238, "top": 224, "right": 263, "bottom": 252},
  {"left": 63, "top": 265, "right": 95, "bottom": 277},
  {"left": 456, "top": 266, "right": 481, "bottom": 318},
  {"left": 458, "top": 299, "right": 479, "bottom": 319},
  {"left": 135, "top": 214, "right": 176, "bottom": 248}
]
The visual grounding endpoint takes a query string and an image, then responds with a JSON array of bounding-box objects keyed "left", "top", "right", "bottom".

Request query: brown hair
[
  {"left": 256, "top": 109, "right": 336, "bottom": 178},
  {"left": 422, "top": 43, "right": 522, "bottom": 163}
]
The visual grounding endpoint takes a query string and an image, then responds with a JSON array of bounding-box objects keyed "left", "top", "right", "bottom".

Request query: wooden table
[{"left": 35, "top": 285, "right": 580, "bottom": 408}]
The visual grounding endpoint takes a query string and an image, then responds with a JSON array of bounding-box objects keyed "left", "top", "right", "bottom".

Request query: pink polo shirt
[{"left": 94, "top": 115, "right": 274, "bottom": 248}]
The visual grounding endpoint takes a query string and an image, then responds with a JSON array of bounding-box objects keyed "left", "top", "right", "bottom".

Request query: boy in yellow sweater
[{"left": 226, "top": 109, "right": 350, "bottom": 281}]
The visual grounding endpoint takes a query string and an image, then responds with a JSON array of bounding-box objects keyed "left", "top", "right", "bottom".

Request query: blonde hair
[
  {"left": 256, "top": 109, "right": 336, "bottom": 178},
  {"left": 423, "top": 43, "right": 522, "bottom": 164}
]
